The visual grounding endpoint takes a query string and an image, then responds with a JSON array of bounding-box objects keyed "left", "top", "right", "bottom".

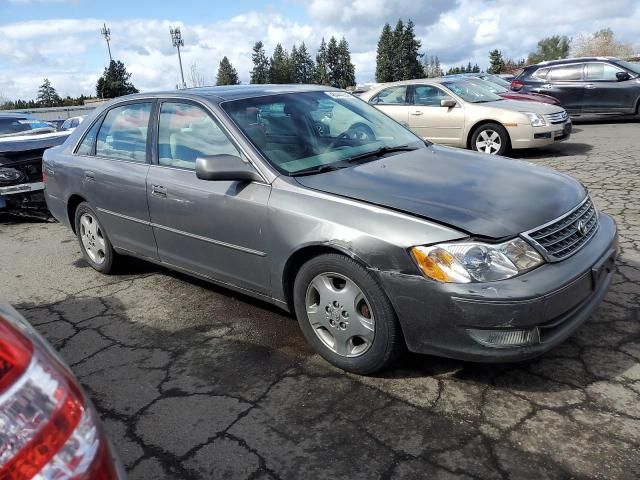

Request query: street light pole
[
  {"left": 170, "top": 26, "right": 186, "bottom": 89},
  {"left": 100, "top": 23, "right": 113, "bottom": 63}
]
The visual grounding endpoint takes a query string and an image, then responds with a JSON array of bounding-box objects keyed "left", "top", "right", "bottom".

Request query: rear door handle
[
  {"left": 151, "top": 185, "right": 167, "bottom": 197},
  {"left": 84, "top": 171, "right": 95, "bottom": 182},
  {"left": 584, "top": 84, "right": 597, "bottom": 89},
  {"left": 409, "top": 110, "right": 424, "bottom": 116}
]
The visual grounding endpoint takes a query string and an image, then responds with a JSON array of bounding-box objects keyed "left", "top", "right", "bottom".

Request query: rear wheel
[
  {"left": 293, "top": 253, "right": 403, "bottom": 374},
  {"left": 471, "top": 123, "right": 510, "bottom": 155},
  {"left": 74, "top": 202, "right": 118, "bottom": 273}
]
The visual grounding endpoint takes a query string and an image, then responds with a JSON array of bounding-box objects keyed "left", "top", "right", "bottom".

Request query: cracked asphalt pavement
[{"left": 1, "top": 121, "right": 639, "bottom": 479}]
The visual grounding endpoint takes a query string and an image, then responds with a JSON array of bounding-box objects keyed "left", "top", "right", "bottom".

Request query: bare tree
[
  {"left": 572, "top": 28, "right": 634, "bottom": 58},
  {"left": 189, "top": 61, "right": 207, "bottom": 88}
]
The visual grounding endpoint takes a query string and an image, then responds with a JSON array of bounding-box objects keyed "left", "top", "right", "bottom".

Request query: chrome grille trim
[
  {"left": 544, "top": 111, "right": 569, "bottom": 124},
  {"left": 521, "top": 196, "right": 599, "bottom": 262}
]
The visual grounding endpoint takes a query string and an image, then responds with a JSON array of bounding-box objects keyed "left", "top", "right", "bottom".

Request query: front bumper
[
  {"left": 509, "top": 120, "right": 572, "bottom": 149},
  {"left": 377, "top": 212, "right": 618, "bottom": 362}
]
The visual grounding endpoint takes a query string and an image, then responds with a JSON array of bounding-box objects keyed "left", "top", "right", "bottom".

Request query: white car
[
  {"left": 360, "top": 78, "right": 573, "bottom": 155},
  {"left": 59, "top": 115, "right": 85, "bottom": 131}
]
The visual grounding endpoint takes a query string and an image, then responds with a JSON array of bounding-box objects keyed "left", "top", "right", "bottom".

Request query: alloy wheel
[
  {"left": 305, "top": 272, "right": 375, "bottom": 357},
  {"left": 79, "top": 212, "right": 106, "bottom": 265},
  {"left": 475, "top": 129, "right": 502, "bottom": 154}
]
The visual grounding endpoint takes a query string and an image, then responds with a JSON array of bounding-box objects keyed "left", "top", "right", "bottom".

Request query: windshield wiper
[
  {"left": 290, "top": 163, "right": 349, "bottom": 177},
  {"left": 345, "top": 145, "right": 417, "bottom": 163}
]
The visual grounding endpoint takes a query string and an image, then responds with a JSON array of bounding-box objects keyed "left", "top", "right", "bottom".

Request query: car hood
[
  {"left": 477, "top": 99, "right": 564, "bottom": 115},
  {"left": 294, "top": 145, "right": 586, "bottom": 239},
  {"left": 499, "top": 92, "right": 559, "bottom": 104}
]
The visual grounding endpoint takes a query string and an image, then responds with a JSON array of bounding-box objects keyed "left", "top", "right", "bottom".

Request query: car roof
[
  {"left": 528, "top": 56, "right": 621, "bottom": 68},
  {"left": 0, "top": 112, "right": 33, "bottom": 119},
  {"left": 114, "top": 84, "right": 340, "bottom": 104}
]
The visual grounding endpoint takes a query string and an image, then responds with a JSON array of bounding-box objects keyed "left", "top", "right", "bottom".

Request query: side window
[
  {"left": 548, "top": 65, "right": 583, "bottom": 81},
  {"left": 412, "top": 85, "right": 453, "bottom": 106},
  {"left": 75, "top": 118, "right": 102, "bottom": 156},
  {"left": 95, "top": 103, "right": 151, "bottom": 162},
  {"left": 158, "top": 102, "right": 241, "bottom": 170},
  {"left": 532, "top": 68, "right": 549, "bottom": 80},
  {"left": 370, "top": 86, "right": 408, "bottom": 105},
  {"left": 585, "top": 63, "right": 622, "bottom": 81}
]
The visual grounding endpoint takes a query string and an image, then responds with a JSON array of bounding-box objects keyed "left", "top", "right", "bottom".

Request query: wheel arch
[
  {"left": 281, "top": 243, "right": 371, "bottom": 313},
  {"left": 466, "top": 119, "right": 512, "bottom": 150},
  {"left": 66, "top": 194, "right": 87, "bottom": 234}
]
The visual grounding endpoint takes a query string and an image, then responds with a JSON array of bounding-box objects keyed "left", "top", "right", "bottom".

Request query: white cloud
[{"left": 1, "top": 0, "right": 639, "bottom": 100}]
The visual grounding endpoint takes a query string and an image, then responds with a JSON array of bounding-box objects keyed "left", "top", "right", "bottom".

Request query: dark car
[
  {"left": 511, "top": 57, "right": 640, "bottom": 117},
  {"left": 0, "top": 301, "right": 125, "bottom": 479},
  {"left": 44, "top": 86, "right": 617, "bottom": 374},
  {"left": 446, "top": 73, "right": 560, "bottom": 104}
]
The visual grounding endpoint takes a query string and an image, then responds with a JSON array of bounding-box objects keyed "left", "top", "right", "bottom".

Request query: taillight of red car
[
  {"left": 0, "top": 314, "right": 118, "bottom": 480},
  {"left": 510, "top": 79, "right": 524, "bottom": 91}
]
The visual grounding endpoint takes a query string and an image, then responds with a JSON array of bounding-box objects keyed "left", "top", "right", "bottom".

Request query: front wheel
[
  {"left": 293, "top": 254, "right": 403, "bottom": 374},
  {"left": 471, "top": 123, "right": 510, "bottom": 155}
]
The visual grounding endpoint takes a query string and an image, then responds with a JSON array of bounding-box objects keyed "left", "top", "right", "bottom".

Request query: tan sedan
[{"left": 360, "top": 78, "right": 572, "bottom": 155}]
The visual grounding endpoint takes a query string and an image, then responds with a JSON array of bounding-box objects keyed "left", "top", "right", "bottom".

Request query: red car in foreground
[{"left": 0, "top": 302, "right": 125, "bottom": 479}]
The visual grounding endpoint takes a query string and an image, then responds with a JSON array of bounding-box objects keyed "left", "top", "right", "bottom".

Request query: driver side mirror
[
  {"left": 616, "top": 71, "right": 631, "bottom": 81},
  {"left": 441, "top": 99, "right": 457, "bottom": 108},
  {"left": 195, "top": 154, "right": 262, "bottom": 183}
]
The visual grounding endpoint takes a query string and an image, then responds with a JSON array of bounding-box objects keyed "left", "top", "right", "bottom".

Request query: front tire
[
  {"left": 74, "top": 202, "right": 117, "bottom": 274},
  {"left": 471, "top": 123, "right": 510, "bottom": 155},
  {"left": 293, "top": 253, "right": 403, "bottom": 374}
]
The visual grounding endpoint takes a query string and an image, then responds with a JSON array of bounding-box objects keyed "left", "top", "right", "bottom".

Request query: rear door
[
  {"left": 368, "top": 86, "right": 409, "bottom": 126},
  {"left": 583, "top": 62, "right": 636, "bottom": 113},
  {"left": 406, "top": 84, "right": 464, "bottom": 145},
  {"left": 91, "top": 101, "right": 157, "bottom": 260},
  {"left": 536, "top": 64, "right": 585, "bottom": 113},
  {"left": 146, "top": 100, "right": 271, "bottom": 294}
]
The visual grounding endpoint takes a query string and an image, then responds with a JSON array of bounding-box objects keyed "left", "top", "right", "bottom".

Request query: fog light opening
[{"left": 467, "top": 327, "right": 540, "bottom": 348}]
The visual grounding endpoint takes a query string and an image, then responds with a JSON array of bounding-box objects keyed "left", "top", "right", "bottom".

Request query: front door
[
  {"left": 146, "top": 101, "right": 271, "bottom": 294},
  {"left": 583, "top": 62, "right": 636, "bottom": 113},
  {"left": 536, "top": 64, "right": 585, "bottom": 113},
  {"left": 91, "top": 101, "right": 157, "bottom": 260},
  {"left": 407, "top": 84, "right": 464, "bottom": 145},
  {"left": 368, "top": 85, "right": 409, "bottom": 127}
]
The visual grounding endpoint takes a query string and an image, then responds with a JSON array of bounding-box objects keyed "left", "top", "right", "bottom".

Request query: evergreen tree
[
  {"left": 400, "top": 20, "right": 424, "bottom": 79},
  {"left": 390, "top": 19, "right": 405, "bottom": 81},
  {"left": 314, "top": 38, "right": 330, "bottom": 85},
  {"left": 326, "top": 36, "right": 340, "bottom": 87},
  {"left": 333, "top": 37, "right": 356, "bottom": 89},
  {"left": 292, "top": 42, "right": 315, "bottom": 83},
  {"left": 216, "top": 56, "right": 240, "bottom": 85},
  {"left": 37, "top": 78, "right": 62, "bottom": 107},
  {"left": 528, "top": 35, "right": 570, "bottom": 64},
  {"left": 375, "top": 23, "right": 394, "bottom": 82},
  {"left": 466, "top": 61, "right": 473, "bottom": 73},
  {"left": 96, "top": 60, "right": 138, "bottom": 99},
  {"left": 487, "top": 49, "right": 506, "bottom": 74},
  {"left": 269, "top": 44, "right": 293, "bottom": 84},
  {"left": 250, "top": 41, "right": 269, "bottom": 84},
  {"left": 472, "top": 63, "right": 481, "bottom": 73}
]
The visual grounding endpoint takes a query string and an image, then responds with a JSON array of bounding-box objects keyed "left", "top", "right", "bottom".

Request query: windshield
[
  {"left": 0, "top": 117, "right": 54, "bottom": 137},
  {"left": 465, "top": 79, "right": 507, "bottom": 94},
  {"left": 222, "top": 91, "right": 425, "bottom": 175},
  {"left": 483, "top": 75, "right": 511, "bottom": 88},
  {"left": 616, "top": 60, "right": 640, "bottom": 75},
  {"left": 442, "top": 80, "right": 503, "bottom": 103}
]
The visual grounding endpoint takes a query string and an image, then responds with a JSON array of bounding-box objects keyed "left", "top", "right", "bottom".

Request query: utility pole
[
  {"left": 170, "top": 26, "right": 186, "bottom": 89},
  {"left": 100, "top": 23, "right": 113, "bottom": 63}
]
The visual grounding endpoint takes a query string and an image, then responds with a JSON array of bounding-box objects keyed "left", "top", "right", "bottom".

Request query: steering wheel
[{"left": 327, "top": 124, "right": 376, "bottom": 149}]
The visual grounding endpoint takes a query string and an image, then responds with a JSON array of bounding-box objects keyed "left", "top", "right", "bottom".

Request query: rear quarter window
[{"left": 531, "top": 68, "right": 549, "bottom": 80}]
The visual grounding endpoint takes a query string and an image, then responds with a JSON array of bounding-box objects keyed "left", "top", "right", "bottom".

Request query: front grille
[
  {"left": 523, "top": 197, "right": 599, "bottom": 261},
  {"left": 544, "top": 111, "right": 569, "bottom": 124}
]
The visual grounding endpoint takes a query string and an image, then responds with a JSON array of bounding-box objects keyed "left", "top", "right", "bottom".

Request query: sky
[{"left": 0, "top": 0, "right": 639, "bottom": 100}]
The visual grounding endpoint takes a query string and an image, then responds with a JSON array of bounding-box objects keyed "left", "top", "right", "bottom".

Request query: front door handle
[
  {"left": 584, "top": 84, "right": 597, "bottom": 89},
  {"left": 409, "top": 110, "right": 424, "bottom": 116},
  {"left": 151, "top": 185, "right": 167, "bottom": 197},
  {"left": 84, "top": 171, "right": 95, "bottom": 182}
]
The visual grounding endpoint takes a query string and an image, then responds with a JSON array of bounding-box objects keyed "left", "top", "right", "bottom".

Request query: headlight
[
  {"left": 410, "top": 238, "right": 544, "bottom": 283},
  {"left": 523, "top": 112, "right": 546, "bottom": 127}
]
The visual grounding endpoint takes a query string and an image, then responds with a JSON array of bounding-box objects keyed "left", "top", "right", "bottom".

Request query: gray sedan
[{"left": 43, "top": 85, "right": 617, "bottom": 374}]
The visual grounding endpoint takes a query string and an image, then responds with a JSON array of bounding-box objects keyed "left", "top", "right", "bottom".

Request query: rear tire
[
  {"left": 74, "top": 202, "right": 118, "bottom": 274},
  {"left": 293, "top": 253, "right": 403, "bottom": 374},
  {"left": 470, "top": 123, "right": 510, "bottom": 155}
]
